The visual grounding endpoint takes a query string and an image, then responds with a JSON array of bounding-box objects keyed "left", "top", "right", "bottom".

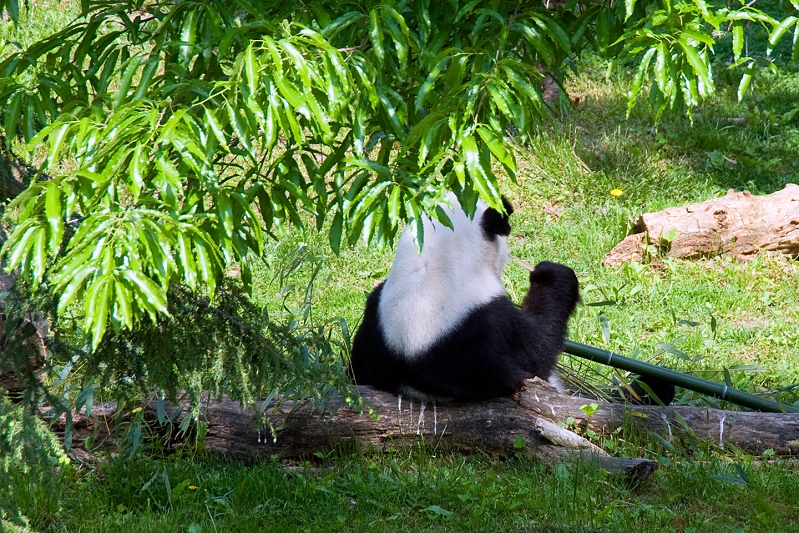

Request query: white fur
[
  {"left": 378, "top": 194, "right": 509, "bottom": 359},
  {"left": 546, "top": 373, "right": 566, "bottom": 392}
]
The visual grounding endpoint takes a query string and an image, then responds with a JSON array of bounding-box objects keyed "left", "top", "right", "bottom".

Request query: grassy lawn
[
  {"left": 29, "top": 450, "right": 799, "bottom": 533},
  {"left": 3, "top": 2, "right": 799, "bottom": 532}
]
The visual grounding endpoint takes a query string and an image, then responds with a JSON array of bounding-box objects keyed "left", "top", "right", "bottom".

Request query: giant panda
[{"left": 348, "top": 194, "right": 581, "bottom": 401}]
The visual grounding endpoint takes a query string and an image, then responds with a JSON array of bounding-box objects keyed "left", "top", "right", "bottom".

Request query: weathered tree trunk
[
  {"left": 516, "top": 380, "right": 799, "bottom": 455},
  {"left": 604, "top": 184, "right": 799, "bottom": 265},
  {"left": 49, "top": 379, "right": 799, "bottom": 481},
  {"left": 0, "top": 144, "right": 39, "bottom": 203},
  {"left": 0, "top": 273, "right": 50, "bottom": 398}
]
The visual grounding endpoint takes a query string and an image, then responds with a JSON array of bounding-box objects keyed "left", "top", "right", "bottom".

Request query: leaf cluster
[
  {"left": 609, "top": 1, "right": 796, "bottom": 123},
  {"left": 0, "top": 0, "right": 585, "bottom": 347},
  {"left": 0, "top": 394, "right": 69, "bottom": 528}
]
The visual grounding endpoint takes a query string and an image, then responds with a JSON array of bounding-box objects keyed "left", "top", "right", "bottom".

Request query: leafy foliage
[
  {"left": 0, "top": 0, "right": 793, "bottom": 349},
  {"left": 0, "top": 245, "right": 357, "bottom": 455},
  {"left": 0, "top": 0, "right": 579, "bottom": 348},
  {"left": 83, "top": 272, "right": 355, "bottom": 416},
  {"left": 0, "top": 395, "right": 70, "bottom": 528}
]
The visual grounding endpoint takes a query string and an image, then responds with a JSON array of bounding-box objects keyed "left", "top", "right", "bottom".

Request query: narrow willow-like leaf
[
  {"left": 794, "top": 23, "right": 799, "bottom": 63},
  {"left": 768, "top": 16, "right": 798, "bottom": 56},
  {"left": 122, "top": 269, "right": 169, "bottom": 316},
  {"left": 415, "top": 52, "right": 452, "bottom": 111},
  {"left": 30, "top": 229, "right": 47, "bottom": 290},
  {"left": 732, "top": 24, "right": 744, "bottom": 61},
  {"left": 2, "top": 220, "right": 40, "bottom": 272},
  {"left": 476, "top": 126, "right": 515, "bottom": 181},
  {"left": 654, "top": 42, "right": 670, "bottom": 94},
  {"left": 45, "top": 181, "right": 64, "bottom": 255},
  {"left": 460, "top": 134, "right": 500, "bottom": 209},
  {"left": 624, "top": 0, "right": 636, "bottom": 22},
  {"left": 680, "top": 28, "right": 716, "bottom": 48},
  {"left": 45, "top": 122, "right": 71, "bottom": 169},
  {"left": 387, "top": 185, "right": 402, "bottom": 228},
  {"left": 533, "top": 13, "right": 571, "bottom": 55},
  {"left": 133, "top": 56, "right": 159, "bottom": 100},
  {"left": 694, "top": 0, "right": 719, "bottom": 29},
  {"left": 194, "top": 237, "right": 218, "bottom": 295},
  {"left": 738, "top": 62, "right": 754, "bottom": 101},
  {"left": 628, "top": 47, "right": 656, "bottom": 118},
  {"left": 177, "top": 232, "right": 197, "bottom": 290},
  {"left": 23, "top": 97, "right": 35, "bottom": 143},
  {"left": 329, "top": 208, "right": 343, "bottom": 254},
  {"left": 57, "top": 265, "right": 95, "bottom": 315},
  {"left": 678, "top": 37, "right": 713, "bottom": 97},
  {"left": 87, "top": 276, "right": 111, "bottom": 349},
  {"left": 369, "top": 9, "right": 385, "bottom": 64},
  {"left": 130, "top": 144, "right": 146, "bottom": 198},
  {"left": 114, "top": 55, "right": 141, "bottom": 109},
  {"left": 3, "top": 92, "right": 23, "bottom": 148},
  {"left": 245, "top": 44, "right": 259, "bottom": 95},
  {"left": 113, "top": 276, "right": 133, "bottom": 331},
  {"left": 348, "top": 181, "right": 392, "bottom": 229},
  {"left": 383, "top": 10, "right": 409, "bottom": 68}
]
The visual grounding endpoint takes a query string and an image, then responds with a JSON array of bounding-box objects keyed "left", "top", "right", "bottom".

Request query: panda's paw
[{"left": 529, "top": 261, "right": 577, "bottom": 285}]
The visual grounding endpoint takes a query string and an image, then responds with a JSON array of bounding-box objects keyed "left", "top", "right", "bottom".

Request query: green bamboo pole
[{"left": 563, "top": 340, "right": 799, "bottom": 414}]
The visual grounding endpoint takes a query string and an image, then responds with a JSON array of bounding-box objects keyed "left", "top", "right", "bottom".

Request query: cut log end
[{"left": 604, "top": 184, "right": 799, "bottom": 266}]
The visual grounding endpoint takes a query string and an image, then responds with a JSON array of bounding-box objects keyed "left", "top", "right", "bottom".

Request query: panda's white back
[{"left": 378, "top": 194, "right": 509, "bottom": 359}]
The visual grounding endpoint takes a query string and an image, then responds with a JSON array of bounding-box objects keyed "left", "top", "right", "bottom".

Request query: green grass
[
  {"left": 0, "top": 1, "right": 81, "bottom": 57},
  {"left": 18, "top": 448, "right": 799, "bottom": 533}
]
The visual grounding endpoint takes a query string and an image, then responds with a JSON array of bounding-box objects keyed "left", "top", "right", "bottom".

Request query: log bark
[
  {"left": 0, "top": 144, "right": 39, "bottom": 202},
  {"left": 604, "top": 184, "right": 799, "bottom": 265},
  {"left": 51, "top": 383, "right": 657, "bottom": 480},
  {"left": 516, "top": 380, "right": 799, "bottom": 455},
  {"left": 46, "top": 379, "right": 799, "bottom": 482},
  {"left": 0, "top": 273, "right": 49, "bottom": 398}
]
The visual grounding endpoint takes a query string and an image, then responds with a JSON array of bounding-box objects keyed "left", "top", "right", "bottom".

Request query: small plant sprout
[{"left": 580, "top": 403, "right": 601, "bottom": 419}]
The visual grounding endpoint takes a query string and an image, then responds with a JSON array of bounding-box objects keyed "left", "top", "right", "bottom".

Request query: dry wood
[
  {"left": 604, "top": 184, "right": 799, "bottom": 265},
  {"left": 42, "top": 379, "right": 799, "bottom": 483},
  {"left": 516, "top": 380, "right": 799, "bottom": 455}
]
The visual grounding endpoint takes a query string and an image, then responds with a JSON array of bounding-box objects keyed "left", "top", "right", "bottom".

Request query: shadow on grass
[{"left": 557, "top": 68, "right": 799, "bottom": 198}]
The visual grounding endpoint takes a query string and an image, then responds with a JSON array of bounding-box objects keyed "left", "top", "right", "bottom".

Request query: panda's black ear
[{"left": 480, "top": 196, "right": 513, "bottom": 239}]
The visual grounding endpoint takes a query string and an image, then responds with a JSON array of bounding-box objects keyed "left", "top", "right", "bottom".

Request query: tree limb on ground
[
  {"left": 42, "top": 379, "right": 799, "bottom": 482},
  {"left": 604, "top": 184, "right": 799, "bottom": 265}
]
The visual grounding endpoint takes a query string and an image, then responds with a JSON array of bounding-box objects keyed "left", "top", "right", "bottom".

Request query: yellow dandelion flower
[
  {"left": 131, "top": 407, "right": 142, "bottom": 413},
  {"left": 189, "top": 485, "right": 198, "bottom": 490},
  {"left": 610, "top": 189, "right": 623, "bottom": 197}
]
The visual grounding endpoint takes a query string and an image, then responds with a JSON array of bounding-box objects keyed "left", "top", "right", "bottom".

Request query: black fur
[
  {"left": 612, "top": 375, "right": 676, "bottom": 406},
  {"left": 480, "top": 197, "right": 514, "bottom": 240},
  {"left": 349, "top": 261, "right": 580, "bottom": 400}
]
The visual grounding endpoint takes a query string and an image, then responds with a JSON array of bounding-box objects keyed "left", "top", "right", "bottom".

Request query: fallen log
[
  {"left": 49, "top": 382, "right": 657, "bottom": 480},
  {"left": 604, "top": 184, "right": 799, "bottom": 265},
  {"left": 516, "top": 380, "right": 799, "bottom": 455},
  {"left": 45, "top": 379, "right": 799, "bottom": 482}
]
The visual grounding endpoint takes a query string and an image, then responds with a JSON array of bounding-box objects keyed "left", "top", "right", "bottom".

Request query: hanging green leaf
[{"left": 45, "top": 181, "right": 64, "bottom": 255}]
